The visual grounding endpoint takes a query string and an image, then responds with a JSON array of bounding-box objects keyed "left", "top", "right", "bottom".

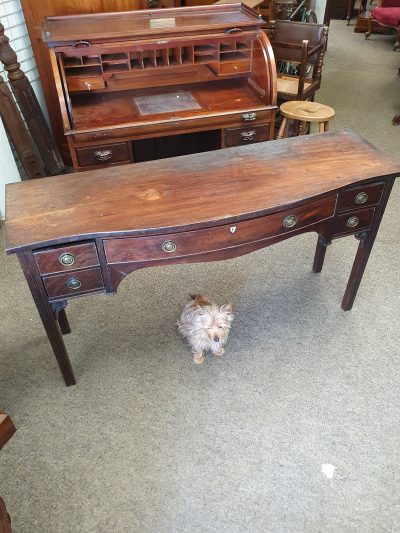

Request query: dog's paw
[
  {"left": 213, "top": 347, "right": 225, "bottom": 357},
  {"left": 193, "top": 353, "right": 204, "bottom": 364}
]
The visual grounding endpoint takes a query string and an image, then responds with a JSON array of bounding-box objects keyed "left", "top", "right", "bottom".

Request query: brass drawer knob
[
  {"left": 242, "top": 112, "right": 257, "bottom": 122},
  {"left": 162, "top": 240, "right": 177, "bottom": 253},
  {"left": 59, "top": 253, "right": 76, "bottom": 266},
  {"left": 240, "top": 130, "right": 256, "bottom": 142},
  {"left": 67, "top": 277, "right": 82, "bottom": 290},
  {"left": 347, "top": 216, "right": 359, "bottom": 228},
  {"left": 355, "top": 191, "right": 368, "bottom": 205},
  {"left": 84, "top": 81, "right": 92, "bottom": 91},
  {"left": 283, "top": 215, "right": 297, "bottom": 228},
  {"left": 95, "top": 150, "right": 113, "bottom": 162}
]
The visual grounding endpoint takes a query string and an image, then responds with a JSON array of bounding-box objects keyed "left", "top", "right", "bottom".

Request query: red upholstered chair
[{"left": 365, "top": 0, "right": 400, "bottom": 51}]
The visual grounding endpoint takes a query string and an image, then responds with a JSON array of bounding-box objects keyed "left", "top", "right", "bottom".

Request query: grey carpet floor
[{"left": 1, "top": 20, "right": 400, "bottom": 533}]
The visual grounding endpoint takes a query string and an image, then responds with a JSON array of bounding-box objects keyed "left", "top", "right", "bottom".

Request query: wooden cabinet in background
[{"left": 42, "top": 5, "right": 277, "bottom": 170}]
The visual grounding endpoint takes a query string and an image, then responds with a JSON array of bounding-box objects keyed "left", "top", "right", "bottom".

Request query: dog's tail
[{"left": 190, "top": 294, "right": 210, "bottom": 307}]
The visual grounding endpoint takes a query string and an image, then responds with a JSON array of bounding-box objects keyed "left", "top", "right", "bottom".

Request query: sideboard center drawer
[{"left": 104, "top": 195, "right": 336, "bottom": 264}]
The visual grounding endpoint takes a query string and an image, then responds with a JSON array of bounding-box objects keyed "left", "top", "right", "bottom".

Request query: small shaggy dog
[{"left": 177, "top": 294, "right": 234, "bottom": 364}]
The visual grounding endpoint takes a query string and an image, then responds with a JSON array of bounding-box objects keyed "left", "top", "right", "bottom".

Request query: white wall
[
  {"left": 314, "top": 0, "right": 328, "bottom": 23},
  {"left": 0, "top": 0, "right": 46, "bottom": 220},
  {"left": 0, "top": 120, "right": 21, "bottom": 219}
]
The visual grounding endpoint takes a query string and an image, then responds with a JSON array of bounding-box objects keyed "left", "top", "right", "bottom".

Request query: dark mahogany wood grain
[
  {"left": 104, "top": 195, "right": 336, "bottom": 263},
  {"left": 0, "top": 496, "right": 13, "bottom": 533},
  {"left": 333, "top": 207, "right": 375, "bottom": 237},
  {"left": 5, "top": 131, "right": 400, "bottom": 253},
  {"left": 42, "top": 5, "right": 262, "bottom": 44},
  {"left": 0, "top": 412, "right": 15, "bottom": 450},
  {"left": 34, "top": 242, "right": 99, "bottom": 275},
  {"left": 337, "top": 182, "right": 384, "bottom": 212},
  {"left": 42, "top": 267, "right": 104, "bottom": 299},
  {"left": 18, "top": 251, "right": 76, "bottom": 385},
  {"left": 41, "top": 5, "right": 276, "bottom": 169},
  {"left": 5, "top": 131, "right": 400, "bottom": 386},
  {"left": 223, "top": 124, "right": 270, "bottom": 147}
]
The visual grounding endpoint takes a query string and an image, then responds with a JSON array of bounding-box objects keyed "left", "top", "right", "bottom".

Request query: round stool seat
[
  {"left": 280, "top": 101, "right": 335, "bottom": 123},
  {"left": 276, "top": 101, "right": 335, "bottom": 139}
]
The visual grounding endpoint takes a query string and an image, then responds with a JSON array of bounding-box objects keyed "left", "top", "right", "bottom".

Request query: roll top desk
[{"left": 42, "top": 4, "right": 277, "bottom": 170}]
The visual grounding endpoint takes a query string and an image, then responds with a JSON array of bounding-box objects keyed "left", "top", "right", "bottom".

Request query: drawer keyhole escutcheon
[
  {"left": 59, "top": 253, "right": 76, "bottom": 266},
  {"left": 230, "top": 226, "right": 237, "bottom": 233},
  {"left": 162, "top": 241, "right": 177, "bottom": 253},
  {"left": 347, "top": 216, "right": 359, "bottom": 228},
  {"left": 283, "top": 215, "right": 297, "bottom": 228},
  {"left": 67, "top": 278, "right": 82, "bottom": 290},
  {"left": 355, "top": 192, "right": 368, "bottom": 205},
  {"left": 95, "top": 150, "right": 112, "bottom": 162}
]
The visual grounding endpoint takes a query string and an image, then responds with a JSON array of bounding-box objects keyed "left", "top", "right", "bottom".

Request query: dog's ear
[
  {"left": 220, "top": 303, "right": 233, "bottom": 314},
  {"left": 191, "top": 294, "right": 210, "bottom": 307}
]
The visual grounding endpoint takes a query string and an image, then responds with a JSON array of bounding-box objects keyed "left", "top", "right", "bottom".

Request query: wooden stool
[{"left": 276, "top": 101, "right": 335, "bottom": 139}]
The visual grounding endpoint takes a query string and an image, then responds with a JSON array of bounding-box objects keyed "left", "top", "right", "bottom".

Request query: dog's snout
[{"left": 214, "top": 336, "right": 220, "bottom": 342}]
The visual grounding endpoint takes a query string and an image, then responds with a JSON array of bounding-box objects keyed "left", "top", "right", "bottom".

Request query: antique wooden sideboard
[
  {"left": 5, "top": 130, "right": 400, "bottom": 386},
  {"left": 42, "top": 5, "right": 277, "bottom": 170}
]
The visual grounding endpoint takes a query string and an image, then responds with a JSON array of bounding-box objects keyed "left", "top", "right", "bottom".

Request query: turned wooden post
[
  {"left": 0, "top": 21, "right": 65, "bottom": 176},
  {"left": 0, "top": 73, "right": 45, "bottom": 179}
]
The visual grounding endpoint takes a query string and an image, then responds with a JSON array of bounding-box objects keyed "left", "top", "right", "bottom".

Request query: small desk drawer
[
  {"left": 337, "top": 182, "right": 384, "bottom": 212},
  {"left": 35, "top": 243, "right": 99, "bottom": 275},
  {"left": 334, "top": 207, "right": 375, "bottom": 236},
  {"left": 224, "top": 125, "right": 270, "bottom": 147},
  {"left": 219, "top": 60, "right": 251, "bottom": 75},
  {"left": 104, "top": 195, "right": 336, "bottom": 263},
  {"left": 76, "top": 142, "right": 130, "bottom": 167},
  {"left": 43, "top": 267, "right": 104, "bottom": 299},
  {"left": 67, "top": 76, "right": 105, "bottom": 92}
]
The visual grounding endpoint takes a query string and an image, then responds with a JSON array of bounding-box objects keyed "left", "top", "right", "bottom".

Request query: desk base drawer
[
  {"left": 104, "top": 195, "right": 336, "bottom": 263},
  {"left": 43, "top": 267, "right": 104, "bottom": 299},
  {"left": 223, "top": 124, "right": 270, "bottom": 147}
]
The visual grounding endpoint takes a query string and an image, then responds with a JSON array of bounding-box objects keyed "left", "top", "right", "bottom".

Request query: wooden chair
[
  {"left": 365, "top": 0, "right": 400, "bottom": 51},
  {"left": 268, "top": 20, "right": 329, "bottom": 102}
]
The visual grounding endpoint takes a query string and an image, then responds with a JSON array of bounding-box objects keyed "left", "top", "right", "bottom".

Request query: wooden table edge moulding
[{"left": 5, "top": 130, "right": 400, "bottom": 386}]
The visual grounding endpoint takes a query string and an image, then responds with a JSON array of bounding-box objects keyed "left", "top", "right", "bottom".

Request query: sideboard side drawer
[
  {"left": 334, "top": 207, "right": 375, "bottom": 236},
  {"left": 104, "top": 195, "right": 336, "bottom": 263},
  {"left": 337, "top": 182, "right": 384, "bottom": 211},
  {"left": 76, "top": 142, "right": 130, "bottom": 167},
  {"left": 35, "top": 243, "right": 99, "bottom": 275},
  {"left": 43, "top": 267, "right": 104, "bottom": 299},
  {"left": 224, "top": 124, "right": 270, "bottom": 147}
]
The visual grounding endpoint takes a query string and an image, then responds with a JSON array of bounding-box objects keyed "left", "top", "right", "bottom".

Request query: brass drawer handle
[
  {"left": 73, "top": 40, "right": 91, "bottom": 47},
  {"left": 162, "top": 241, "right": 177, "bottom": 253},
  {"left": 84, "top": 81, "right": 92, "bottom": 91},
  {"left": 240, "top": 130, "right": 256, "bottom": 142},
  {"left": 67, "top": 277, "right": 82, "bottom": 290},
  {"left": 355, "top": 192, "right": 368, "bottom": 205},
  {"left": 59, "top": 253, "right": 76, "bottom": 266},
  {"left": 347, "top": 216, "right": 359, "bottom": 228},
  {"left": 94, "top": 150, "right": 113, "bottom": 162},
  {"left": 225, "top": 28, "right": 242, "bottom": 34},
  {"left": 242, "top": 112, "right": 257, "bottom": 122},
  {"left": 283, "top": 215, "right": 297, "bottom": 228}
]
